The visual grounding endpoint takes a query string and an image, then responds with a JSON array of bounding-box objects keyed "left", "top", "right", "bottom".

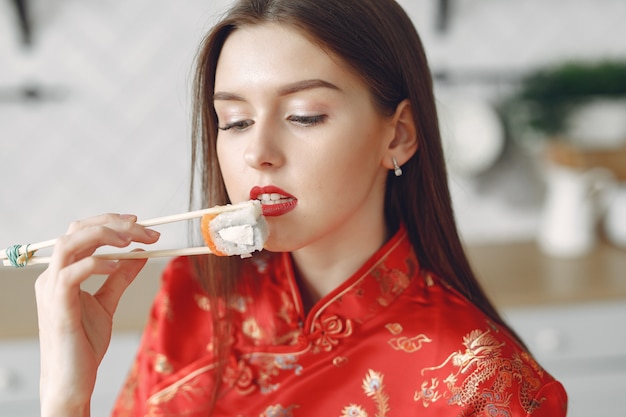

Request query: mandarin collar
[{"left": 278, "top": 226, "right": 418, "bottom": 333}]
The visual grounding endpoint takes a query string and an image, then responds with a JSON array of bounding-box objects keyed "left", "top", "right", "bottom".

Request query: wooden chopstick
[
  {"left": 2, "top": 246, "right": 215, "bottom": 267},
  {"left": 0, "top": 202, "right": 256, "bottom": 266}
]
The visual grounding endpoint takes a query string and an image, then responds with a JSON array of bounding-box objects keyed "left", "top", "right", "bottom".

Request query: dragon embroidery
[{"left": 416, "top": 328, "right": 546, "bottom": 415}]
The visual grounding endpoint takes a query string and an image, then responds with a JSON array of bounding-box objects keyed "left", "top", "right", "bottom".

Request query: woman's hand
[{"left": 35, "top": 214, "right": 160, "bottom": 417}]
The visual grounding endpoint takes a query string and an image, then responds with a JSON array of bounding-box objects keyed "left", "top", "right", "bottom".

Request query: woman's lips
[{"left": 250, "top": 185, "right": 298, "bottom": 217}]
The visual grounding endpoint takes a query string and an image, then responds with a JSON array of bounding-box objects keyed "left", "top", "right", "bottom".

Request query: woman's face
[{"left": 214, "top": 23, "right": 396, "bottom": 253}]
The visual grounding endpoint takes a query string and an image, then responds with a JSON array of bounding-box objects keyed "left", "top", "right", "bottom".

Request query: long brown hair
[{"left": 190, "top": 0, "right": 520, "bottom": 410}]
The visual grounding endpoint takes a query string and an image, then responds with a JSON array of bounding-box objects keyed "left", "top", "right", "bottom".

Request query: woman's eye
[
  {"left": 288, "top": 114, "right": 327, "bottom": 127},
  {"left": 219, "top": 119, "right": 254, "bottom": 131}
]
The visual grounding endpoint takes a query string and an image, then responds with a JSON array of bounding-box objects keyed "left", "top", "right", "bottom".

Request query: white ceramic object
[
  {"left": 604, "top": 184, "right": 626, "bottom": 249},
  {"left": 538, "top": 165, "right": 616, "bottom": 258},
  {"left": 437, "top": 96, "right": 505, "bottom": 176}
]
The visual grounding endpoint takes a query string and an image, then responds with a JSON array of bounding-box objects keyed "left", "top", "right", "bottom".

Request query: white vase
[
  {"left": 604, "top": 184, "right": 626, "bottom": 249},
  {"left": 537, "top": 164, "right": 616, "bottom": 258}
]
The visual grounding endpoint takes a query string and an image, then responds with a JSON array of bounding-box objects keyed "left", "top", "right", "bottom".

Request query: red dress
[{"left": 112, "top": 228, "right": 567, "bottom": 416}]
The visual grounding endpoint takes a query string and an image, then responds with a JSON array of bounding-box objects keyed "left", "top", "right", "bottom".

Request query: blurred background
[{"left": 1, "top": 0, "right": 625, "bottom": 416}]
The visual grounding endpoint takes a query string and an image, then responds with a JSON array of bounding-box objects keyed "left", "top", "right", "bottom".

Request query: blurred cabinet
[{"left": 0, "top": 333, "right": 141, "bottom": 417}]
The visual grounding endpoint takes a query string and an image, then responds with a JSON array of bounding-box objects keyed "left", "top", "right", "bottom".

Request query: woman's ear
[{"left": 383, "top": 99, "right": 418, "bottom": 170}]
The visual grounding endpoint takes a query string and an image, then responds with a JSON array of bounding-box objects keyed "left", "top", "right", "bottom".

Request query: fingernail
[
  {"left": 120, "top": 214, "right": 137, "bottom": 221},
  {"left": 145, "top": 229, "right": 160, "bottom": 239}
]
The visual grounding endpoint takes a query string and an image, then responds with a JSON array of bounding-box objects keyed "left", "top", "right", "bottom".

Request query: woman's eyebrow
[
  {"left": 213, "top": 91, "right": 245, "bottom": 102},
  {"left": 213, "top": 79, "right": 341, "bottom": 102},
  {"left": 277, "top": 79, "right": 341, "bottom": 96}
]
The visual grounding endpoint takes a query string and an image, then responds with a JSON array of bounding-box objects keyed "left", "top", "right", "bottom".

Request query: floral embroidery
[
  {"left": 154, "top": 353, "right": 173, "bottom": 375},
  {"left": 274, "top": 355, "right": 303, "bottom": 375},
  {"left": 417, "top": 328, "right": 547, "bottom": 415},
  {"left": 341, "top": 404, "right": 369, "bottom": 417},
  {"left": 243, "top": 353, "right": 304, "bottom": 395},
  {"left": 243, "top": 317, "right": 264, "bottom": 341},
  {"left": 362, "top": 369, "right": 390, "bottom": 416},
  {"left": 230, "top": 295, "right": 250, "bottom": 313},
  {"left": 194, "top": 294, "right": 211, "bottom": 311},
  {"left": 340, "top": 370, "right": 389, "bottom": 417},
  {"left": 261, "top": 404, "right": 299, "bottom": 417},
  {"left": 310, "top": 315, "right": 353, "bottom": 353}
]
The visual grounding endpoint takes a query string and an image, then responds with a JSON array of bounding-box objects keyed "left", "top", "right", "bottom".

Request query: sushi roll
[{"left": 200, "top": 200, "right": 269, "bottom": 257}]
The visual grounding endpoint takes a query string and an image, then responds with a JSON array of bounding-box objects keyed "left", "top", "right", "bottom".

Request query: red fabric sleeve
[{"left": 528, "top": 380, "right": 568, "bottom": 417}]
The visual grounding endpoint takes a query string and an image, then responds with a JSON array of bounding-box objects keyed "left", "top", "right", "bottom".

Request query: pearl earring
[{"left": 392, "top": 157, "right": 402, "bottom": 177}]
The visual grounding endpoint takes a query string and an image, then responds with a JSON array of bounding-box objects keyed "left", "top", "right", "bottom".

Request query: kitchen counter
[
  {"left": 1, "top": 240, "right": 625, "bottom": 339},
  {"left": 466, "top": 239, "right": 626, "bottom": 308}
]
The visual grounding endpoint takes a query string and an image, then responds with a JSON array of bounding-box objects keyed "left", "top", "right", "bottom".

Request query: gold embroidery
[
  {"left": 310, "top": 315, "right": 353, "bottom": 353},
  {"left": 277, "top": 290, "right": 297, "bottom": 324},
  {"left": 384, "top": 323, "right": 403, "bottom": 335},
  {"left": 413, "top": 378, "right": 442, "bottom": 407},
  {"left": 242, "top": 317, "right": 263, "bottom": 341},
  {"left": 194, "top": 294, "right": 211, "bottom": 311},
  {"left": 339, "top": 370, "right": 390, "bottom": 416},
  {"left": 333, "top": 356, "right": 349, "bottom": 367},
  {"left": 161, "top": 294, "right": 173, "bottom": 321},
  {"left": 372, "top": 266, "right": 410, "bottom": 307},
  {"left": 260, "top": 404, "right": 299, "bottom": 417},
  {"left": 386, "top": 322, "right": 431, "bottom": 353},
  {"left": 388, "top": 333, "right": 432, "bottom": 353},
  {"left": 417, "top": 328, "right": 547, "bottom": 415},
  {"left": 244, "top": 353, "right": 304, "bottom": 395},
  {"left": 223, "top": 359, "right": 256, "bottom": 396},
  {"left": 340, "top": 404, "right": 369, "bottom": 417},
  {"left": 363, "top": 370, "right": 390, "bottom": 417},
  {"left": 154, "top": 353, "right": 173, "bottom": 375},
  {"left": 146, "top": 364, "right": 217, "bottom": 416},
  {"left": 230, "top": 294, "right": 250, "bottom": 313}
]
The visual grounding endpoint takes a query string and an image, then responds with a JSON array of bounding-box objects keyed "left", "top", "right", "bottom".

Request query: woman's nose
[{"left": 243, "top": 120, "right": 285, "bottom": 169}]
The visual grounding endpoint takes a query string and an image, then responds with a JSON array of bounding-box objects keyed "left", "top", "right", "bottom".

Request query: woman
[{"left": 35, "top": 0, "right": 568, "bottom": 416}]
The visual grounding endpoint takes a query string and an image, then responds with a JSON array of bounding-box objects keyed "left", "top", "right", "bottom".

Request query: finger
[
  {"left": 51, "top": 224, "right": 160, "bottom": 270},
  {"left": 66, "top": 213, "right": 137, "bottom": 234},
  {"left": 93, "top": 252, "right": 147, "bottom": 317},
  {"left": 65, "top": 213, "right": 161, "bottom": 246},
  {"left": 49, "top": 227, "right": 133, "bottom": 272},
  {"left": 46, "top": 257, "right": 121, "bottom": 297}
]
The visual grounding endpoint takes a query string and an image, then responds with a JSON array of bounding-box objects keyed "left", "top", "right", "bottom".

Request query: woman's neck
[{"left": 290, "top": 219, "right": 388, "bottom": 313}]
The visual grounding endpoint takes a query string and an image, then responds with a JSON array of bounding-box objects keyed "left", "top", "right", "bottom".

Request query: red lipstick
[{"left": 250, "top": 185, "right": 298, "bottom": 217}]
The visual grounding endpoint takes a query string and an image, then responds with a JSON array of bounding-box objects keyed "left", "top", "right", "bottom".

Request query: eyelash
[
  {"left": 218, "top": 120, "right": 254, "bottom": 131},
  {"left": 218, "top": 115, "right": 327, "bottom": 131},
  {"left": 287, "top": 114, "right": 327, "bottom": 127}
]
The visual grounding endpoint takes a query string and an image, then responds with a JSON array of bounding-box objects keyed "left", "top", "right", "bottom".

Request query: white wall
[{"left": 1, "top": 0, "right": 625, "bottom": 253}]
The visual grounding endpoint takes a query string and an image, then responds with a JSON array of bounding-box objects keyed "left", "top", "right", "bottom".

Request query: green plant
[{"left": 507, "top": 60, "right": 626, "bottom": 135}]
